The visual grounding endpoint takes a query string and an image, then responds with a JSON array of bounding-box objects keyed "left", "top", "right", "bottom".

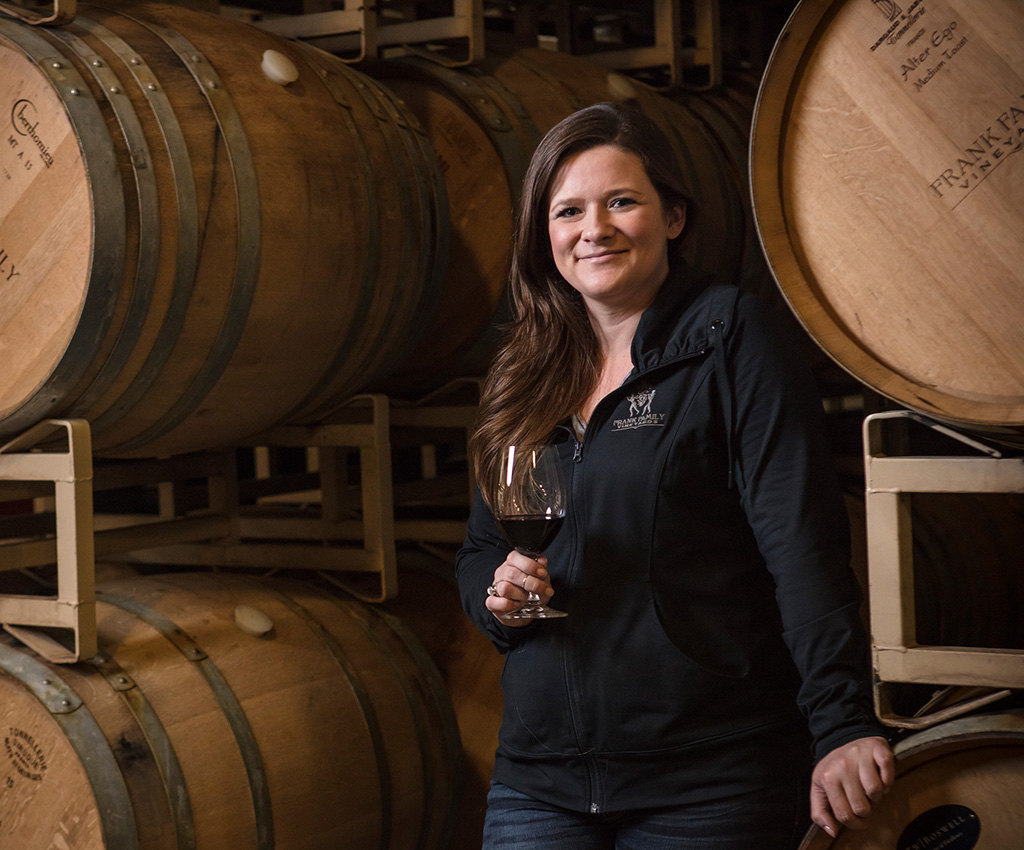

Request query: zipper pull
[{"left": 573, "top": 439, "right": 583, "bottom": 462}]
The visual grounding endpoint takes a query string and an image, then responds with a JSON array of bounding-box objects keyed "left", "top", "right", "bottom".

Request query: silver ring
[
  {"left": 522, "top": 575, "right": 528, "bottom": 589},
  {"left": 486, "top": 583, "right": 499, "bottom": 597}
]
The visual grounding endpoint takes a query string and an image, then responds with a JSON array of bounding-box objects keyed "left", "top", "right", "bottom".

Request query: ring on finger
[
  {"left": 486, "top": 583, "right": 499, "bottom": 597},
  {"left": 522, "top": 575, "right": 528, "bottom": 589}
]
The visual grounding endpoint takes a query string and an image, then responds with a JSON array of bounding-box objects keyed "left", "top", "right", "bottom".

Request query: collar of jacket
[
  {"left": 630, "top": 263, "right": 744, "bottom": 488},
  {"left": 630, "top": 262, "right": 741, "bottom": 372}
]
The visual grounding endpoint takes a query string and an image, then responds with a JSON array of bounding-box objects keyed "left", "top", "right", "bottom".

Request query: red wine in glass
[
  {"left": 494, "top": 444, "right": 568, "bottom": 619},
  {"left": 495, "top": 514, "right": 565, "bottom": 555}
]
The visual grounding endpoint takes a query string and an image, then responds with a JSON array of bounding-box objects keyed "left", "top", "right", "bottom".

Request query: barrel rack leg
[
  {"left": 0, "top": 419, "right": 97, "bottom": 662},
  {"left": 253, "top": 0, "right": 485, "bottom": 65},
  {"left": 864, "top": 410, "right": 1024, "bottom": 729},
  {"left": 234, "top": 393, "right": 400, "bottom": 601},
  {"left": 250, "top": 0, "right": 720, "bottom": 87},
  {"left": 63, "top": 397, "right": 401, "bottom": 601},
  {"left": 234, "top": 386, "right": 479, "bottom": 601},
  {"left": 0, "top": 388, "right": 477, "bottom": 625},
  {"left": 94, "top": 387, "right": 477, "bottom": 603},
  {"left": 578, "top": 0, "right": 722, "bottom": 89}
]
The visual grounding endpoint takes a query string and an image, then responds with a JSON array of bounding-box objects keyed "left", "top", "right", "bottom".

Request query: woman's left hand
[
  {"left": 810, "top": 735, "right": 894, "bottom": 838},
  {"left": 485, "top": 550, "right": 555, "bottom": 625}
]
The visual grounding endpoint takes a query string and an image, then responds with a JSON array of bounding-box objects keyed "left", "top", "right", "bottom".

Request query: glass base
[{"left": 502, "top": 604, "right": 568, "bottom": 620}]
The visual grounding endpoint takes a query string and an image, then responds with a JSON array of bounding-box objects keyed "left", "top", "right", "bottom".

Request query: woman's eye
[
  {"left": 553, "top": 206, "right": 581, "bottom": 219},
  {"left": 610, "top": 197, "right": 637, "bottom": 209}
]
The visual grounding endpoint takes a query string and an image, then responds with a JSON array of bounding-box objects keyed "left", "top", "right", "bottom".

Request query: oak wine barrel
[
  {"left": 668, "top": 70, "right": 837, "bottom": 372},
  {"left": 381, "top": 565, "right": 505, "bottom": 850},
  {"left": 0, "top": 571, "right": 460, "bottom": 849},
  {"left": 751, "top": 0, "right": 1024, "bottom": 445},
  {"left": 799, "top": 712, "right": 1024, "bottom": 849},
  {"left": 0, "top": 1, "right": 447, "bottom": 457}
]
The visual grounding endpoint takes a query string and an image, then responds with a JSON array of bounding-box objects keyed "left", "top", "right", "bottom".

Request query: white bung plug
[
  {"left": 234, "top": 604, "right": 274, "bottom": 637},
  {"left": 607, "top": 72, "right": 637, "bottom": 101},
  {"left": 261, "top": 49, "right": 299, "bottom": 86}
]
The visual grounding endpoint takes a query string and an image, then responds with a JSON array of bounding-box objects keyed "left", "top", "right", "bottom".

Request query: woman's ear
[{"left": 666, "top": 203, "right": 686, "bottom": 239}]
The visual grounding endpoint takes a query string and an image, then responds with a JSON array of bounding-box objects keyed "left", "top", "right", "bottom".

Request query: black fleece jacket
[{"left": 457, "top": 267, "right": 882, "bottom": 813}]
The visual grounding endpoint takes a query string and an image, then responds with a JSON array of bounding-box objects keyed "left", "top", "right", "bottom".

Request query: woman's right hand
[{"left": 486, "top": 550, "right": 555, "bottom": 625}]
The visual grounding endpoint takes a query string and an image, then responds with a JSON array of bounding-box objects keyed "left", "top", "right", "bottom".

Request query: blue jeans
[{"left": 481, "top": 780, "right": 810, "bottom": 850}]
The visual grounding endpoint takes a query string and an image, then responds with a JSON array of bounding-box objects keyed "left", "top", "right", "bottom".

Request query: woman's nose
[{"left": 582, "top": 209, "right": 613, "bottom": 241}]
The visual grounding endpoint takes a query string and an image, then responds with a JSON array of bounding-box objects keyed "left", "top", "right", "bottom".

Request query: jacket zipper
[
  {"left": 563, "top": 346, "right": 709, "bottom": 814},
  {"left": 565, "top": 433, "right": 599, "bottom": 810}
]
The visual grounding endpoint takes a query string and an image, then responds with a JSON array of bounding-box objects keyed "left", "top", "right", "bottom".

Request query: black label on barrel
[
  {"left": 4, "top": 727, "right": 47, "bottom": 782},
  {"left": 868, "top": 0, "right": 928, "bottom": 53},
  {"left": 0, "top": 247, "right": 21, "bottom": 283},
  {"left": 897, "top": 804, "right": 980, "bottom": 850},
  {"left": 9, "top": 99, "right": 55, "bottom": 169},
  {"left": 928, "top": 95, "right": 1024, "bottom": 205}
]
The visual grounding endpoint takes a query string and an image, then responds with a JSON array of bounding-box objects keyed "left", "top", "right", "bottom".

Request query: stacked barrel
[
  {"left": 0, "top": 1, "right": 763, "bottom": 458},
  {"left": 750, "top": 2, "right": 1024, "bottom": 848},
  {"left": 0, "top": 2, "right": 448, "bottom": 457},
  {"left": 0, "top": 4, "right": 767, "bottom": 848},
  {"left": 3, "top": 1, "right": 1024, "bottom": 848},
  {"left": 0, "top": 572, "right": 463, "bottom": 850}
]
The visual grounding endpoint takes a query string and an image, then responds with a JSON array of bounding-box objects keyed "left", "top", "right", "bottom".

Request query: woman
[{"left": 456, "top": 102, "right": 892, "bottom": 849}]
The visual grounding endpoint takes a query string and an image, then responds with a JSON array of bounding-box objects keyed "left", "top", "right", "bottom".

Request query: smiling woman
[
  {"left": 546, "top": 145, "right": 685, "bottom": 321},
  {"left": 457, "top": 102, "right": 892, "bottom": 849}
]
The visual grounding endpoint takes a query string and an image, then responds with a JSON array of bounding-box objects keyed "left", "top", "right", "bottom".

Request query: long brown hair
[{"left": 472, "top": 102, "right": 692, "bottom": 507}]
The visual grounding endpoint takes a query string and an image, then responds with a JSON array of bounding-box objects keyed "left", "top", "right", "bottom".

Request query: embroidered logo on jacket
[{"left": 612, "top": 388, "right": 666, "bottom": 431}]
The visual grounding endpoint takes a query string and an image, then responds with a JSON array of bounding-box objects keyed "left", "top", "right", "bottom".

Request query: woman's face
[{"left": 546, "top": 144, "right": 685, "bottom": 317}]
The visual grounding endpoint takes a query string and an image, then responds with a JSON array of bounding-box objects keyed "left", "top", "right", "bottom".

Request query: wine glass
[{"left": 494, "top": 444, "right": 568, "bottom": 619}]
